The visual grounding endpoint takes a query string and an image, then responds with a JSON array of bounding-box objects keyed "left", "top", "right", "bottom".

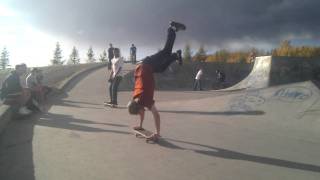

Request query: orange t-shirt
[{"left": 133, "top": 64, "right": 155, "bottom": 109}]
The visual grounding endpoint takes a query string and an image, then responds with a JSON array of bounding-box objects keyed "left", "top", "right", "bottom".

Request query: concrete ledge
[
  {"left": 57, "top": 62, "right": 107, "bottom": 91},
  {"left": 0, "top": 62, "right": 107, "bottom": 135}
]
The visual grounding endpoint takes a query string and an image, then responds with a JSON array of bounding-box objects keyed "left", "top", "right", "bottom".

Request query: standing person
[
  {"left": 107, "top": 43, "right": 114, "bottom": 70},
  {"left": 249, "top": 51, "right": 256, "bottom": 63},
  {"left": 193, "top": 67, "right": 203, "bottom": 91},
  {"left": 130, "top": 44, "right": 137, "bottom": 64},
  {"left": 216, "top": 69, "right": 226, "bottom": 88},
  {"left": 0, "top": 64, "right": 32, "bottom": 115},
  {"left": 105, "top": 48, "right": 124, "bottom": 107},
  {"left": 26, "top": 68, "right": 42, "bottom": 102},
  {"left": 127, "top": 21, "right": 186, "bottom": 140}
]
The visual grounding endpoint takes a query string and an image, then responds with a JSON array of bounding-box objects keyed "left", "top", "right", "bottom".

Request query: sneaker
[
  {"left": 169, "top": 21, "right": 186, "bottom": 32},
  {"left": 104, "top": 101, "right": 117, "bottom": 108},
  {"left": 18, "top": 106, "right": 32, "bottom": 115},
  {"left": 176, "top": 50, "right": 183, "bottom": 65}
]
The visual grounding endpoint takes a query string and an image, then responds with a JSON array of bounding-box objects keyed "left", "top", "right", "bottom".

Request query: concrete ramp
[
  {"left": 223, "top": 56, "right": 272, "bottom": 91},
  {"left": 220, "top": 56, "right": 320, "bottom": 91}
]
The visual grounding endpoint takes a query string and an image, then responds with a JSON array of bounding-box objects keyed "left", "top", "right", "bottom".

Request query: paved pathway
[{"left": 0, "top": 66, "right": 320, "bottom": 180}]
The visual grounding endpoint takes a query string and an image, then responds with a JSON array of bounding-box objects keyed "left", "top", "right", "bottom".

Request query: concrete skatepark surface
[{"left": 0, "top": 64, "right": 320, "bottom": 180}]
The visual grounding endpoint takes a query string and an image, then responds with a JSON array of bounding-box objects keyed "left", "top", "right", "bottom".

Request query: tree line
[
  {"left": 50, "top": 42, "right": 108, "bottom": 65},
  {"left": 183, "top": 40, "right": 320, "bottom": 63},
  {"left": 1, "top": 40, "right": 320, "bottom": 70}
]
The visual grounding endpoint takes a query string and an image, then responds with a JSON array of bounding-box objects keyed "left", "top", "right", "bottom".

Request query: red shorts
[{"left": 133, "top": 64, "right": 155, "bottom": 109}]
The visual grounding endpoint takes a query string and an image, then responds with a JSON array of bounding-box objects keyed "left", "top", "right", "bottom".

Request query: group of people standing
[
  {"left": 104, "top": 44, "right": 124, "bottom": 107},
  {"left": 193, "top": 68, "right": 226, "bottom": 91},
  {"left": 105, "top": 43, "right": 137, "bottom": 107}
]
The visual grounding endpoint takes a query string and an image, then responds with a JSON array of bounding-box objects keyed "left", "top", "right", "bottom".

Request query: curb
[{"left": 0, "top": 62, "right": 107, "bottom": 135}]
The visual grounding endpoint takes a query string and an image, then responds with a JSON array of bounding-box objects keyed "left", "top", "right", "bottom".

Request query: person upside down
[{"left": 127, "top": 21, "right": 186, "bottom": 140}]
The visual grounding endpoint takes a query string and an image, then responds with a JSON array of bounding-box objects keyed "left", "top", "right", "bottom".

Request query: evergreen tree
[
  {"left": 51, "top": 42, "right": 64, "bottom": 65},
  {"left": 68, "top": 46, "right": 80, "bottom": 64},
  {"left": 87, "top": 46, "right": 96, "bottom": 63},
  {"left": 0, "top": 47, "right": 9, "bottom": 70},
  {"left": 99, "top": 50, "right": 107, "bottom": 62},
  {"left": 183, "top": 43, "right": 192, "bottom": 63},
  {"left": 194, "top": 45, "right": 207, "bottom": 62}
]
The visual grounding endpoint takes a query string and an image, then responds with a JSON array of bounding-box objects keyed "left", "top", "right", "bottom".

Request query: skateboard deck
[{"left": 133, "top": 128, "right": 159, "bottom": 143}]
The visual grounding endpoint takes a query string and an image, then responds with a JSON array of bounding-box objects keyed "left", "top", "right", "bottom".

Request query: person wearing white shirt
[
  {"left": 193, "top": 68, "right": 203, "bottom": 91},
  {"left": 105, "top": 48, "right": 124, "bottom": 107}
]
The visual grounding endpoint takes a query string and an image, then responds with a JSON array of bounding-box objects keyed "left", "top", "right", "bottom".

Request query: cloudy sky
[{"left": 0, "top": 0, "right": 320, "bottom": 67}]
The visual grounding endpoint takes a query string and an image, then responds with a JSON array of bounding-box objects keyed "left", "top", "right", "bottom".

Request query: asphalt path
[{"left": 0, "top": 66, "right": 319, "bottom": 180}]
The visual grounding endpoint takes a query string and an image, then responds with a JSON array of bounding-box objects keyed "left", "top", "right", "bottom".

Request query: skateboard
[{"left": 133, "top": 128, "right": 159, "bottom": 143}]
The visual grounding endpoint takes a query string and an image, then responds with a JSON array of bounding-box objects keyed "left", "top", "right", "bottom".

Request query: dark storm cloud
[{"left": 6, "top": 0, "right": 320, "bottom": 49}]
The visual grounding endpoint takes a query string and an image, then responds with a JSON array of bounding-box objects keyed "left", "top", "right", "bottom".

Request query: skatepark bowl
[{"left": 0, "top": 60, "right": 320, "bottom": 180}]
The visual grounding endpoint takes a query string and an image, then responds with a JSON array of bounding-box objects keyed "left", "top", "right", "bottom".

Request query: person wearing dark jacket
[{"left": 1, "top": 64, "right": 32, "bottom": 115}]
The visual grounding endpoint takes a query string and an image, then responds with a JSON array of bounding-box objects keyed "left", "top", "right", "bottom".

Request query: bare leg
[{"left": 150, "top": 104, "right": 160, "bottom": 136}]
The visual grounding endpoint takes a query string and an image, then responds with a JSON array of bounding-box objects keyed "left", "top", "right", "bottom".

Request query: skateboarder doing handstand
[{"left": 127, "top": 21, "right": 186, "bottom": 140}]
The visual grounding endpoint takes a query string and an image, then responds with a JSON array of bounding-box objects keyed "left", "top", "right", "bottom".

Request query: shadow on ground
[
  {"left": 159, "top": 110, "right": 265, "bottom": 116},
  {"left": 37, "top": 112, "right": 129, "bottom": 134},
  {"left": 0, "top": 115, "right": 37, "bottom": 180},
  {"left": 158, "top": 138, "right": 320, "bottom": 173}
]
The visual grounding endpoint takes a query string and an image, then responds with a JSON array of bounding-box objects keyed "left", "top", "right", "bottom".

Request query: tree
[
  {"left": 215, "top": 49, "right": 229, "bottom": 63},
  {"left": 68, "top": 46, "right": 80, "bottom": 64},
  {"left": 0, "top": 47, "right": 9, "bottom": 70},
  {"left": 86, "top": 46, "right": 96, "bottom": 63},
  {"left": 183, "top": 43, "right": 192, "bottom": 63},
  {"left": 193, "top": 45, "right": 207, "bottom": 62},
  {"left": 51, "top": 42, "right": 64, "bottom": 65},
  {"left": 99, "top": 50, "right": 107, "bottom": 62},
  {"left": 272, "top": 40, "right": 292, "bottom": 56}
]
